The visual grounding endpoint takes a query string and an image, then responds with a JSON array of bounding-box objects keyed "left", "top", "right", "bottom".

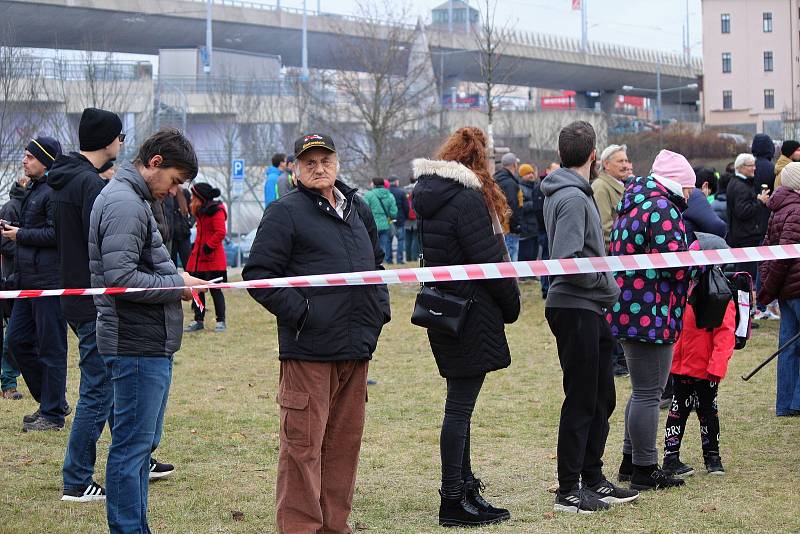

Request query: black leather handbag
[{"left": 410, "top": 217, "right": 473, "bottom": 337}]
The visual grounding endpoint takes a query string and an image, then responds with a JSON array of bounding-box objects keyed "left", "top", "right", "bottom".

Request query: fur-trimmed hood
[
  {"left": 412, "top": 158, "right": 482, "bottom": 190},
  {"left": 412, "top": 158, "right": 484, "bottom": 220}
]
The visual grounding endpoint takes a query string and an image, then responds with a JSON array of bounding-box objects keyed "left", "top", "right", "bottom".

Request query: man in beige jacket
[
  {"left": 591, "top": 144, "right": 631, "bottom": 378},
  {"left": 592, "top": 144, "right": 630, "bottom": 249}
]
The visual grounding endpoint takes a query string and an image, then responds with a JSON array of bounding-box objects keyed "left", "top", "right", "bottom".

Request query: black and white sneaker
[
  {"left": 663, "top": 454, "right": 695, "bottom": 478},
  {"left": 554, "top": 486, "right": 610, "bottom": 514},
  {"left": 149, "top": 458, "right": 175, "bottom": 480},
  {"left": 61, "top": 481, "right": 106, "bottom": 502},
  {"left": 587, "top": 478, "right": 639, "bottom": 505}
]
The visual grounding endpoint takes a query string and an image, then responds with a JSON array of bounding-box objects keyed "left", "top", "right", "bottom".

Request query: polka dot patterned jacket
[{"left": 606, "top": 175, "right": 698, "bottom": 345}]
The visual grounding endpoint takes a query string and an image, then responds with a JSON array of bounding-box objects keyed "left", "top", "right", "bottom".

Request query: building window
[
  {"left": 721, "top": 13, "right": 730, "bottom": 33},
  {"left": 764, "top": 51, "right": 773, "bottom": 72},
  {"left": 763, "top": 12, "right": 773, "bottom": 32},
  {"left": 764, "top": 89, "right": 775, "bottom": 109},
  {"left": 722, "top": 52, "right": 731, "bottom": 73},
  {"left": 723, "top": 90, "right": 732, "bottom": 110}
]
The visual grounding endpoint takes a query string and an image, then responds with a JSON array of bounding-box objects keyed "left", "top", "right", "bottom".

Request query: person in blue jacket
[{"left": 264, "top": 153, "right": 285, "bottom": 208}]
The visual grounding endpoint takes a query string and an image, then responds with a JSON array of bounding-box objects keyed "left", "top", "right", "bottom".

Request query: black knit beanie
[
  {"left": 26, "top": 136, "right": 62, "bottom": 169},
  {"left": 79, "top": 107, "right": 123, "bottom": 151},
  {"left": 781, "top": 140, "right": 800, "bottom": 158},
  {"left": 191, "top": 182, "right": 221, "bottom": 201}
]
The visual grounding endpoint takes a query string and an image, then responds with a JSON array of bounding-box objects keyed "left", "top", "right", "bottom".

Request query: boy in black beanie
[{"left": 48, "top": 106, "right": 122, "bottom": 500}]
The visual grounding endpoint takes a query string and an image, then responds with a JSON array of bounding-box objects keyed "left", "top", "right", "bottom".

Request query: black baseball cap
[{"left": 294, "top": 133, "right": 336, "bottom": 158}]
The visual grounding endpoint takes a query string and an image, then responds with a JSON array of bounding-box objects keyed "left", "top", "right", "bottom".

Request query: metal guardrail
[
  {"left": 187, "top": 0, "right": 701, "bottom": 71},
  {"left": 5, "top": 58, "right": 151, "bottom": 81},
  {"left": 157, "top": 75, "right": 299, "bottom": 96}
]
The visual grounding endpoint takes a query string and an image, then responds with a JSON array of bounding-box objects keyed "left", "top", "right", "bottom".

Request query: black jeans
[
  {"left": 546, "top": 307, "right": 616, "bottom": 491},
  {"left": 664, "top": 375, "right": 720, "bottom": 456},
  {"left": 171, "top": 237, "right": 192, "bottom": 270},
  {"left": 440, "top": 375, "right": 485, "bottom": 497},
  {"left": 190, "top": 270, "right": 227, "bottom": 322}
]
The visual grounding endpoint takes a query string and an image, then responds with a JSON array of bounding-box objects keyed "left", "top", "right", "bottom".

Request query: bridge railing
[
  {"left": 189, "top": 0, "right": 701, "bottom": 72},
  {"left": 3, "top": 58, "right": 151, "bottom": 81}
]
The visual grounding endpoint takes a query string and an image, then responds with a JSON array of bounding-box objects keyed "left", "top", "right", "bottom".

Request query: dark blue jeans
[
  {"left": 1, "top": 322, "right": 20, "bottom": 391},
  {"left": 538, "top": 231, "right": 550, "bottom": 295},
  {"left": 378, "top": 230, "right": 392, "bottom": 264},
  {"left": 63, "top": 321, "right": 113, "bottom": 491},
  {"left": 405, "top": 225, "right": 420, "bottom": 263},
  {"left": 7, "top": 296, "right": 68, "bottom": 424},
  {"left": 392, "top": 222, "right": 405, "bottom": 263},
  {"left": 104, "top": 355, "right": 172, "bottom": 534},
  {"left": 777, "top": 299, "right": 800, "bottom": 415}
]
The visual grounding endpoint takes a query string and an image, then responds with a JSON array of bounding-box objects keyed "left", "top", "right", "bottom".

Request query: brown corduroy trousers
[{"left": 276, "top": 359, "right": 369, "bottom": 534}]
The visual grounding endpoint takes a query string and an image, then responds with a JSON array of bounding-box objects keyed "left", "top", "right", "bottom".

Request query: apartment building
[{"left": 701, "top": 0, "right": 800, "bottom": 138}]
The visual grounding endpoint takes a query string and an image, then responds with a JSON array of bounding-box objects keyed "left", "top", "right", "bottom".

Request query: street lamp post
[
  {"left": 204, "top": 0, "right": 212, "bottom": 74},
  {"left": 622, "top": 78, "right": 697, "bottom": 145},
  {"left": 302, "top": 0, "right": 309, "bottom": 80}
]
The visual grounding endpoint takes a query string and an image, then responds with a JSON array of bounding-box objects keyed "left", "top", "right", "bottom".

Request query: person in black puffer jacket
[
  {"left": 4, "top": 136, "right": 68, "bottom": 431},
  {"left": 412, "top": 126, "right": 520, "bottom": 528}
]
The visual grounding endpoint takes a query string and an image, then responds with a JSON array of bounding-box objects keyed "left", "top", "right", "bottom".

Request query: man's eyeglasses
[{"left": 118, "top": 133, "right": 126, "bottom": 143}]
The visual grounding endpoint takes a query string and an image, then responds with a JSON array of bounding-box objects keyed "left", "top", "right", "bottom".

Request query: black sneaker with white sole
[
  {"left": 704, "top": 454, "right": 725, "bottom": 475},
  {"left": 587, "top": 478, "right": 639, "bottom": 505},
  {"left": 663, "top": 454, "right": 695, "bottom": 477},
  {"left": 61, "top": 481, "right": 106, "bottom": 502},
  {"left": 630, "top": 465, "right": 686, "bottom": 491},
  {"left": 149, "top": 458, "right": 175, "bottom": 480},
  {"left": 554, "top": 486, "right": 610, "bottom": 514}
]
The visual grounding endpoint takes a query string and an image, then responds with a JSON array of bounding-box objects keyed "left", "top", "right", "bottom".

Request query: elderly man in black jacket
[
  {"left": 3, "top": 136, "right": 68, "bottom": 431},
  {"left": 243, "top": 133, "right": 390, "bottom": 534},
  {"left": 494, "top": 153, "right": 522, "bottom": 260}
]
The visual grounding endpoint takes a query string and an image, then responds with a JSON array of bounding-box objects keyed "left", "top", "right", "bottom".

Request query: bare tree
[
  {"left": 310, "top": 1, "right": 440, "bottom": 183},
  {"left": 472, "top": 0, "right": 516, "bottom": 161},
  {"left": 0, "top": 27, "right": 46, "bottom": 195}
]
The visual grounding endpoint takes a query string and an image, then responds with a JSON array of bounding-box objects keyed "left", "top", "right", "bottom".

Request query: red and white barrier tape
[{"left": 2, "top": 244, "right": 798, "bottom": 300}]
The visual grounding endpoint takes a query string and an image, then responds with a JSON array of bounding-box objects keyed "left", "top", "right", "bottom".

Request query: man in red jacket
[{"left": 185, "top": 183, "right": 228, "bottom": 332}]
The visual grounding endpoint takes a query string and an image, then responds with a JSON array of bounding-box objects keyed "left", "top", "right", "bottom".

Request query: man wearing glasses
[
  {"left": 243, "top": 133, "right": 391, "bottom": 533},
  {"left": 726, "top": 152, "right": 770, "bottom": 282},
  {"left": 49, "top": 108, "right": 128, "bottom": 501}
]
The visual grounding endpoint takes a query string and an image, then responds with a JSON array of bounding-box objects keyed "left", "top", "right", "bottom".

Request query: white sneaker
[{"left": 215, "top": 321, "right": 227, "bottom": 332}]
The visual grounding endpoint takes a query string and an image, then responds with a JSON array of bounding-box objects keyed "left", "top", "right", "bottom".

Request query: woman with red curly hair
[{"left": 411, "top": 126, "right": 520, "bottom": 528}]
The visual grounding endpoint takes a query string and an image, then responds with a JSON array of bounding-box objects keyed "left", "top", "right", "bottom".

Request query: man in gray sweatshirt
[{"left": 540, "top": 121, "right": 636, "bottom": 514}]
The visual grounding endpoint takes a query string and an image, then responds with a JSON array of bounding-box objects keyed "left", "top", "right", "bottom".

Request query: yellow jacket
[{"left": 775, "top": 154, "right": 792, "bottom": 188}]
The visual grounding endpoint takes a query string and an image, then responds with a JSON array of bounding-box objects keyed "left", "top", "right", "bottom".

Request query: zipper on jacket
[{"left": 295, "top": 298, "right": 310, "bottom": 341}]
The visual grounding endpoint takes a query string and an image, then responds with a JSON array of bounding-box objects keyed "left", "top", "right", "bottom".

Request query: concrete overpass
[{"left": 1, "top": 0, "right": 701, "bottom": 106}]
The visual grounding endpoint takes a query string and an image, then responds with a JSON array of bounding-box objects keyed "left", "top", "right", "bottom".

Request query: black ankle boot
[
  {"left": 618, "top": 453, "right": 633, "bottom": 482},
  {"left": 439, "top": 487, "right": 501, "bottom": 528},
  {"left": 465, "top": 478, "right": 511, "bottom": 521},
  {"left": 630, "top": 463, "right": 685, "bottom": 491}
]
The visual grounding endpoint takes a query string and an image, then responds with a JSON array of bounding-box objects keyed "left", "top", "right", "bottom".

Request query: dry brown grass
[{"left": 0, "top": 282, "right": 798, "bottom": 533}]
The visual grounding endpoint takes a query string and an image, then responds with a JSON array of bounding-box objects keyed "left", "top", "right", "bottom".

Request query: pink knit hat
[{"left": 651, "top": 149, "right": 695, "bottom": 188}]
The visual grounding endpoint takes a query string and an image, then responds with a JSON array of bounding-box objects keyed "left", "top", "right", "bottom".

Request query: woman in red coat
[{"left": 185, "top": 183, "right": 228, "bottom": 332}]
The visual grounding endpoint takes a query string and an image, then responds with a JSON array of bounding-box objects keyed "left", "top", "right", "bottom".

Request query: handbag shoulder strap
[{"left": 376, "top": 193, "right": 392, "bottom": 219}]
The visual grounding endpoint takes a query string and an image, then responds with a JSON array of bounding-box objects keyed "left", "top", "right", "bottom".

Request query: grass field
[{"left": 0, "top": 281, "right": 798, "bottom": 533}]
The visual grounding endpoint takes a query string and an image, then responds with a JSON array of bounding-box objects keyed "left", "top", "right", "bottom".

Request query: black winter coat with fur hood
[{"left": 412, "top": 158, "right": 521, "bottom": 378}]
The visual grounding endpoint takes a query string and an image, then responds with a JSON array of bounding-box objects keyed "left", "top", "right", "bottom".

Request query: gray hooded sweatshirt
[{"left": 541, "top": 167, "right": 620, "bottom": 314}]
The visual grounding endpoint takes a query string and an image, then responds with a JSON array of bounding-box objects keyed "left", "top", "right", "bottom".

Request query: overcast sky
[{"left": 264, "top": 0, "right": 703, "bottom": 56}]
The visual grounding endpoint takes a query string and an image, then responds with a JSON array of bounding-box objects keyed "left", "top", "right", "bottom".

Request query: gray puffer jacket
[{"left": 89, "top": 161, "right": 185, "bottom": 356}]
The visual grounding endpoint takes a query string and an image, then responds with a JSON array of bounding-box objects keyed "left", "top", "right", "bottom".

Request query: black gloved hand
[{"left": 202, "top": 244, "right": 213, "bottom": 255}]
